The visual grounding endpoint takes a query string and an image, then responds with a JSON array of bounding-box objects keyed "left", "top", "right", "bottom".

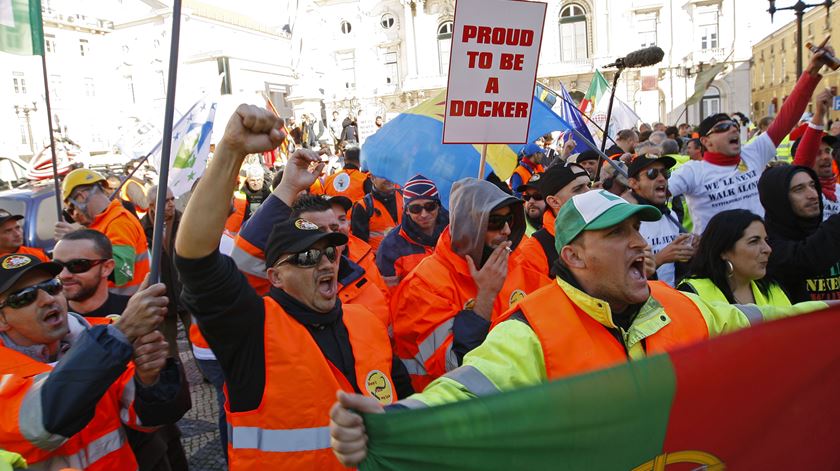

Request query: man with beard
[
  {"left": 351, "top": 174, "right": 403, "bottom": 253},
  {"left": 376, "top": 175, "right": 449, "bottom": 290},
  {"left": 174, "top": 104, "right": 411, "bottom": 469},
  {"left": 760, "top": 165, "right": 840, "bottom": 301},
  {"left": 510, "top": 144, "right": 545, "bottom": 198},
  {"left": 52, "top": 229, "right": 189, "bottom": 470},
  {"left": 516, "top": 174, "right": 547, "bottom": 236},
  {"left": 390, "top": 177, "right": 550, "bottom": 391},
  {"left": 624, "top": 155, "right": 696, "bottom": 286},
  {"left": 329, "top": 190, "right": 828, "bottom": 468}
]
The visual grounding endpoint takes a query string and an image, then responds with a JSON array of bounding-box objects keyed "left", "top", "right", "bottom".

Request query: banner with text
[{"left": 443, "top": 0, "right": 547, "bottom": 144}]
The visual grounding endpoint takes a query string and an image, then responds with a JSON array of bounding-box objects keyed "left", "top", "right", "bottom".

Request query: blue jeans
[{"left": 195, "top": 358, "right": 227, "bottom": 460}]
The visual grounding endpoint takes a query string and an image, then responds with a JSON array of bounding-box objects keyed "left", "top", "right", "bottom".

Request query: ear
[
  {"left": 0, "top": 310, "right": 10, "bottom": 332},
  {"left": 101, "top": 259, "right": 115, "bottom": 279},
  {"left": 700, "top": 135, "right": 711, "bottom": 148},
  {"left": 266, "top": 266, "right": 285, "bottom": 289},
  {"left": 545, "top": 194, "right": 562, "bottom": 212},
  {"left": 560, "top": 244, "right": 586, "bottom": 269},
  {"left": 628, "top": 177, "right": 641, "bottom": 192}
]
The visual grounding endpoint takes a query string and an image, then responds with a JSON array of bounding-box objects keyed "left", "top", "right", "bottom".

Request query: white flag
[
  {"left": 148, "top": 99, "right": 217, "bottom": 197},
  {"left": 588, "top": 93, "right": 641, "bottom": 141}
]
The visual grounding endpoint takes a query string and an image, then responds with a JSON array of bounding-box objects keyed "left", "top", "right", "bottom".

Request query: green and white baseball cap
[{"left": 554, "top": 190, "right": 661, "bottom": 251}]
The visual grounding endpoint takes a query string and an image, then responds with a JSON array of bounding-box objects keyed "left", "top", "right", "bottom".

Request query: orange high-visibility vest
[
  {"left": 90, "top": 199, "right": 149, "bottom": 296},
  {"left": 496, "top": 281, "right": 709, "bottom": 379},
  {"left": 0, "top": 341, "right": 139, "bottom": 470},
  {"left": 355, "top": 193, "right": 403, "bottom": 254},
  {"left": 324, "top": 168, "right": 368, "bottom": 202},
  {"left": 226, "top": 298, "right": 395, "bottom": 470}
]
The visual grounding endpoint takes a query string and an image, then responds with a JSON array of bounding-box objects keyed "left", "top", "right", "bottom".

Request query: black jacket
[{"left": 759, "top": 165, "right": 840, "bottom": 301}]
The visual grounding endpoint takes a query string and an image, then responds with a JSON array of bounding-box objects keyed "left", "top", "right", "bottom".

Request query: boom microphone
[{"left": 603, "top": 46, "right": 665, "bottom": 69}]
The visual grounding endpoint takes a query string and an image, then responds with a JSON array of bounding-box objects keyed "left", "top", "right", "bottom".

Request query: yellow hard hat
[{"left": 62, "top": 168, "right": 105, "bottom": 202}]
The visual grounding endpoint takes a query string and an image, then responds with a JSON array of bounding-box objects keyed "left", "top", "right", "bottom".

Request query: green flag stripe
[
  {"left": 28, "top": 0, "right": 43, "bottom": 56},
  {"left": 0, "top": 0, "right": 43, "bottom": 56},
  {"left": 362, "top": 353, "right": 676, "bottom": 470}
]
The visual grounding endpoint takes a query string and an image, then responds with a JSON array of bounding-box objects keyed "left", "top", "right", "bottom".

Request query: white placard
[{"left": 443, "top": 0, "right": 547, "bottom": 144}]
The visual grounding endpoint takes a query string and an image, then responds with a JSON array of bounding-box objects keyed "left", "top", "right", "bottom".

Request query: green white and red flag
[
  {"left": 0, "top": 0, "right": 44, "bottom": 56},
  {"left": 578, "top": 69, "right": 609, "bottom": 116},
  {"left": 362, "top": 308, "right": 840, "bottom": 470}
]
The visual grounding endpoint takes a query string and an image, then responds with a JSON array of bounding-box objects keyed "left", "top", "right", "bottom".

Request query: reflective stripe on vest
[
  {"left": 50, "top": 428, "right": 128, "bottom": 470},
  {"left": 231, "top": 246, "right": 267, "bottom": 278},
  {"left": 398, "top": 318, "right": 456, "bottom": 377},
  {"left": 442, "top": 365, "right": 500, "bottom": 397},
  {"left": 230, "top": 425, "right": 331, "bottom": 453},
  {"left": 19, "top": 372, "right": 66, "bottom": 450},
  {"left": 733, "top": 304, "right": 764, "bottom": 326},
  {"left": 396, "top": 398, "right": 429, "bottom": 409}
]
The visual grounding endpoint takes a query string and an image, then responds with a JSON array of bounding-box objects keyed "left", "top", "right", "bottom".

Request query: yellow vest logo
[
  {"left": 631, "top": 450, "right": 724, "bottom": 471},
  {"left": 509, "top": 289, "right": 527, "bottom": 307},
  {"left": 365, "top": 370, "right": 394, "bottom": 405}
]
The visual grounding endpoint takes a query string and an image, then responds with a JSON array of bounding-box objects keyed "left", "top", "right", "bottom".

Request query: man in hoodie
[
  {"left": 376, "top": 174, "right": 449, "bottom": 290},
  {"left": 390, "top": 178, "right": 550, "bottom": 391},
  {"left": 667, "top": 46, "right": 830, "bottom": 234},
  {"left": 759, "top": 165, "right": 840, "bottom": 302},
  {"left": 624, "top": 155, "right": 696, "bottom": 286},
  {"left": 351, "top": 174, "right": 403, "bottom": 253}
]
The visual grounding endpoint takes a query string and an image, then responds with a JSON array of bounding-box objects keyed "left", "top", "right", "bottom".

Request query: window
[
  {"left": 49, "top": 75, "right": 61, "bottom": 100},
  {"left": 701, "top": 85, "right": 721, "bottom": 119},
  {"left": 559, "top": 4, "right": 589, "bottom": 61},
  {"left": 45, "top": 35, "right": 56, "bottom": 53},
  {"left": 340, "top": 20, "right": 352, "bottom": 34},
  {"left": 770, "top": 58, "right": 775, "bottom": 84},
  {"left": 383, "top": 51, "right": 398, "bottom": 85},
  {"left": 437, "top": 21, "right": 453, "bottom": 75},
  {"left": 19, "top": 123, "right": 28, "bottom": 146},
  {"left": 12, "top": 74, "right": 26, "bottom": 95},
  {"left": 636, "top": 13, "right": 657, "bottom": 48},
  {"left": 84, "top": 77, "right": 95, "bottom": 97},
  {"left": 781, "top": 54, "right": 786, "bottom": 82},
  {"left": 337, "top": 51, "right": 355, "bottom": 89},
  {"left": 697, "top": 6, "right": 719, "bottom": 50},
  {"left": 79, "top": 39, "right": 89, "bottom": 56},
  {"left": 381, "top": 13, "right": 395, "bottom": 30}
]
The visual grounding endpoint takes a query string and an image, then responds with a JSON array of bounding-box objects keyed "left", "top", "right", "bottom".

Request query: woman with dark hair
[{"left": 678, "top": 209, "right": 791, "bottom": 306}]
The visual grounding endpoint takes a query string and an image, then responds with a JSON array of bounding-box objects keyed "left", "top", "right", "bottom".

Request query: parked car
[
  {"left": 0, "top": 156, "right": 29, "bottom": 190},
  {"left": 0, "top": 181, "right": 62, "bottom": 251}
]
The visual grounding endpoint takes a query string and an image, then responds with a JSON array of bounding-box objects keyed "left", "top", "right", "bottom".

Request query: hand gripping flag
[
  {"left": 361, "top": 307, "right": 840, "bottom": 470},
  {"left": 362, "top": 90, "right": 573, "bottom": 207}
]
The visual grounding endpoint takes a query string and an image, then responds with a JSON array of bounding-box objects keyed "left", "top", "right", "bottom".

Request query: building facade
[{"left": 752, "top": 3, "right": 839, "bottom": 122}]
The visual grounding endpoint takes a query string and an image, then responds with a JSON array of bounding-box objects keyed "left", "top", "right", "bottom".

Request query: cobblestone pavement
[{"left": 177, "top": 332, "right": 227, "bottom": 470}]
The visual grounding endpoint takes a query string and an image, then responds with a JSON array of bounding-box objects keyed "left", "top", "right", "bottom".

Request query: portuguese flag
[
  {"left": 578, "top": 70, "right": 609, "bottom": 116},
  {"left": 361, "top": 308, "right": 840, "bottom": 470},
  {"left": 0, "top": 0, "right": 44, "bottom": 56}
]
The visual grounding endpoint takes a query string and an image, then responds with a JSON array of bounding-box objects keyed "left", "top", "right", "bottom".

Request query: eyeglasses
[
  {"left": 522, "top": 193, "right": 544, "bottom": 202},
  {"left": 407, "top": 201, "right": 439, "bottom": 214},
  {"left": 706, "top": 120, "right": 740, "bottom": 136},
  {"left": 277, "top": 246, "right": 338, "bottom": 268},
  {"left": 487, "top": 213, "right": 514, "bottom": 231},
  {"left": 57, "top": 258, "right": 109, "bottom": 274},
  {"left": 0, "top": 278, "right": 63, "bottom": 309},
  {"left": 644, "top": 168, "right": 671, "bottom": 180}
]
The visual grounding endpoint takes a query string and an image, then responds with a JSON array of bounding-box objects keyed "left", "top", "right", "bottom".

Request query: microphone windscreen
[{"left": 623, "top": 46, "right": 665, "bottom": 68}]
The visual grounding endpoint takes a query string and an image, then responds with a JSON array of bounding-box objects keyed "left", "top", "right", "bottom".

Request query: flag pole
[
  {"left": 149, "top": 0, "right": 183, "bottom": 283},
  {"left": 478, "top": 143, "right": 488, "bottom": 179},
  {"left": 536, "top": 81, "right": 620, "bottom": 149},
  {"left": 33, "top": 3, "right": 62, "bottom": 221},
  {"left": 594, "top": 69, "right": 623, "bottom": 182}
]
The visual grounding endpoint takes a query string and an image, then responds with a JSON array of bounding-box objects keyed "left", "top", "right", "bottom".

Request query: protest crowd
[{"left": 2, "top": 27, "right": 840, "bottom": 470}]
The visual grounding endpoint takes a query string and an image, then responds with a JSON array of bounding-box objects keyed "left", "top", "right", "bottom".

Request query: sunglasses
[
  {"left": 706, "top": 120, "right": 740, "bottom": 136},
  {"left": 57, "top": 258, "right": 109, "bottom": 274},
  {"left": 644, "top": 168, "right": 671, "bottom": 180},
  {"left": 522, "top": 193, "right": 544, "bottom": 202},
  {"left": 0, "top": 278, "right": 63, "bottom": 309},
  {"left": 487, "top": 213, "right": 514, "bottom": 231},
  {"left": 407, "top": 201, "right": 439, "bottom": 214},
  {"left": 277, "top": 246, "right": 338, "bottom": 268}
]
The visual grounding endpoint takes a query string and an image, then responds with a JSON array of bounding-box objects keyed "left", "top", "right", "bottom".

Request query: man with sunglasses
[
  {"left": 0, "top": 210, "right": 48, "bottom": 262},
  {"left": 376, "top": 174, "right": 450, "bottom": 291},
  {"left": 390, "top": 177, "right": 550, "bottom": 391},
  {"left": 174, "top": 104, "right": 412, "bottom": 469},
  {"left": 624, "top": 155, "right": 696, "bottom": 287},
  {"left": 515, "top": 174, "right": 547, "bottom": 236},
  {"left": 57, "top": 168, "right": 150, "bottom": 296},
  {"left": 0, "top": 253, "right": 190, "bottom": 470},
  {"left": 667, "top": 45, "right": 833, "bottom": 234}
]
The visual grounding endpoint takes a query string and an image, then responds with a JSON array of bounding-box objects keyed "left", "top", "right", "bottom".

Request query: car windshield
[{"left": 0, "top": 198, "right": 25, "bottom": 216}]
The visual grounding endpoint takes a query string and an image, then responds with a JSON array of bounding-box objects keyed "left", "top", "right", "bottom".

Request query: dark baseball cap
[
  {"left": 698, "top": 113, "right": 733, "bottom": 137},
  {"left": 538, "top": 163, "right": 590, "bottom": 196},
  {"left": 0, "top": 254, "right": 62, "bottom": 294},
  {"left": 627, "top": 154, "right": 677, "bottom": 178},
  {"left": 0, "top": 209, "right": 23, "bottom": 226},
  {"left": 822, "top": 133, "right": 839, "bottom": 148},
  {"left": 515, "top": 172, "right": 543, "bottom": 194},
  {"left": 322, "top": 195, "right": 352, "bottom": 212},
  {"left": 575, "top": 150, "right": 600, "bottom": 163},
  {"left": 264, "top": 218, "right": 348, "bottom": 268}
]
